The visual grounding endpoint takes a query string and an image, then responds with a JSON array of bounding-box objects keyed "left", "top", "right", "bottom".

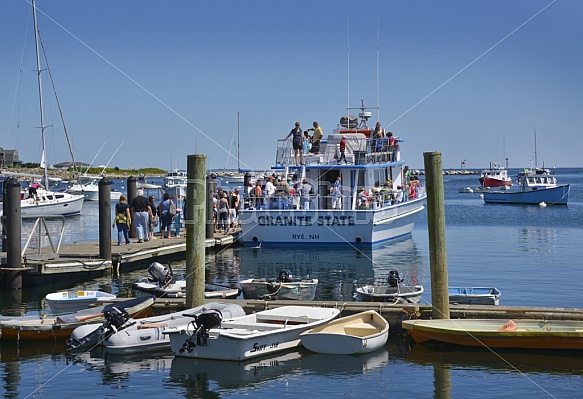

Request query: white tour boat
[{"left": 238, "top": 103, "right": 426, "bottom": 247}]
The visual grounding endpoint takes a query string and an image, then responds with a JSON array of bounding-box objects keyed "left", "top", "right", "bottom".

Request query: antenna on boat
[
  {"left": 376, "top": 12, "right": 380, "bottom": 122},
  {"left": 534, "top": 128, "right": 538, "bottom": 168},
  {"left": 346, "top": 15, "right": 350, "bottom": 121}
]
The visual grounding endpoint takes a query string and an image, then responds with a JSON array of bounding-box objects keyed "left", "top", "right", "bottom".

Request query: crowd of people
[{"left": 113, "top": 189, "right": 183, "bottom": 245}]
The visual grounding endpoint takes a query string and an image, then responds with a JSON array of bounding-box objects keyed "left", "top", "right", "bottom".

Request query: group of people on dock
[
  {"left": 213, "top": 186, "right": 241, "bottom": 233},
  {"left": 113, "top": 190, "right": 182, "bottom": 245}
]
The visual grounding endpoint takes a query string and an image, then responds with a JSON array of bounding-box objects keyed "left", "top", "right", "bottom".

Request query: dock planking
[{"left": 0, "top": 229, "right": 241, "bottom": 287}]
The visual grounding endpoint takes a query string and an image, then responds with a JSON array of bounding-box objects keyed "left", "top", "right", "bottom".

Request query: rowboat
[
  {"left": 354, "top": 270, "right": 423, "bottom": 303},
  {"left": 300, "top": 310, "right": 389, "bottom": 355},
  {"left": 67, "top": 302, "right": 245, "bottom": 354},
  {"left": 239, "top": 270, "right": 318, "bottom": 300},
  {"left": 402, "top": 318, "right": 583, "bottom": 350},
  {"left": 448, "top": 287, "right": 501, "bottom": 305},
  {"left": 163, "top": 305, "right": 340, "bottom": 361},
  {"left": 0, "top": 297, "right": 154, "bottom": 341},
  {"left": 45, "top": 290, "right": 117, "bottom": 314}
]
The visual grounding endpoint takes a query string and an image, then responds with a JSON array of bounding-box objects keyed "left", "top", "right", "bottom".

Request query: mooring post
[
  {"left": 2, "top": 177, "right": 12, "bottom": 253},
  {"left": 186, "top": 154, "right": 207, "bottom": 308},
  {"left": 98, "top": 177, "right": 112, "bottom": 260},
  {"left": 5, "top": 177, "right": 23, "bottom": 290},
  {"left": 127, "top": 176, "right": 137, "bottom": 239},
  {"left": 206, "top": 173, "right": 217, "bottom": 240},
  {"left": 423, "top": 151, "right": 450, "bottom": 319}
]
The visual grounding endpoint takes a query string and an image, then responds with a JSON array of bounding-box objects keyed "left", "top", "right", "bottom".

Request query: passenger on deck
[
  {"left": 387, "top": 131, "right": 397, "bottom": 161},
  {"left": 280, "top": 121, "right": 304, "bottom": 166},
  {"left": 372, "top": 122, "right": 384, "bottom": 152},
  {"left": 299, "top": 179, "right": 312, "bottom": 210},
  {"left": 358, "top": 187, "right": 370, "bottom": 209},
  {"left": 275, "top": 177, "right": 291, "bottom": 210},
  {"left": 308, "top": 121, "right": 323, "bottom": 154},
  {"left": 264, "top": 176, "right": 276, "bottom": 209},
  {"left": 330, "top": 176, "right": 343, "bottom": 209},
  {"left": 338, "top": 135, "right": 347, "bottom": 164},
  {"left": 303, "top": 131, "right": 312, "bottom": 156}
]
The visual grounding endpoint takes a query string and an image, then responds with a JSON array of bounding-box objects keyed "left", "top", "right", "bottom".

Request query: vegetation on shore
[{"left": 4, "top": 165, "right": 166, "bottom": 180}]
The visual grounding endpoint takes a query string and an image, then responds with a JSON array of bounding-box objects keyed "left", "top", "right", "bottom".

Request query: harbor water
[{"left": 1, "top": 169, "right": 583, "bottom": 398}]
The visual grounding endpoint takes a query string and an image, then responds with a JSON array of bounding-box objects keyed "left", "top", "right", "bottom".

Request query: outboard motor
[
  {"left": 277, "top": 269, "right": 293, "bottom": 283},
  {"left": 179, "top": 309, "right": 223, "bottom": 354},
  {"left": 147, "top": 262, "right": 173, "bottom": 287},
  {"left": 388, "top": 270, "right": 403, "bottom": 288},
  {"left": 66, "top": 306, "right": 132, "bottom": 350}
]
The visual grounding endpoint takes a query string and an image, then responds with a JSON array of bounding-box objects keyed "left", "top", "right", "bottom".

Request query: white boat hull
[
  {"left": 45, "top": 290, "right": 116, "bottom": 314},
  {"left": 164, "top": 306, "right": 340, "bottom": 361},
  {"left": 20, "top": 191, "right": 84, "bottom": 217},
  {"left": 300, "top": 310, "right": 389, "bottom": 355},
  {"left": 239, "top": 196, "right": 425, "bottom": 247}
]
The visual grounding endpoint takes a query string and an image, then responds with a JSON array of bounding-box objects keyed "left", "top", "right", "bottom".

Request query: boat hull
[
  {"left": 239, "top": 196, "right": 425, "bottom": 247},
  {"left": 448, "top": 287, "right": 501, "bottom": 306},
  {"left": 483, "top": 184, "right": 569, "bottom": 205},
  {"left": 165, "top": 306, "right": 340, "bottom": 361},
  {"left": 479, "top": 176, "right": 512, "bottom": 188},
  {"left": 300, "top": 310, "right": 389, "bottom": 355},
  {"left": 239, "top": 279, "right": 318, "bottom": 301},
  {"left": 402, "top": 319, "right": 583, "bottom": 350},
  {"left": 355, "top": 285, "right": 424, "bottom": 303},
  {"left": 20, "top": 193, "right": 84, "bottom": 217},
  {"left": 46, "top": 290, "right": 117, "bottom": 314}
]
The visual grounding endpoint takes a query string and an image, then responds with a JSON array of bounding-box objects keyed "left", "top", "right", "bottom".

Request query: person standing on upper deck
[
  {"left": 308, "top": 121, "right": 323, "bottom": 154},
  {"left": 280, "top": 122, "right": 304, "bottom": 166}
]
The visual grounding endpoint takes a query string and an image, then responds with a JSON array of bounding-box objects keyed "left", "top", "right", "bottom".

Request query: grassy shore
[{"left": 2, "top": 166, "right": 166, "bottom": 180}]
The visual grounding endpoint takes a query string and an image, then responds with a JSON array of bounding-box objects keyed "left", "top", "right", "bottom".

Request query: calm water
[{"left": 2, "top": 169, "right": 583, "bottom": 398}]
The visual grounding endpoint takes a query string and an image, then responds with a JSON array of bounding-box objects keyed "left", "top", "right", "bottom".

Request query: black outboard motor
[
  {"left": 179, "top": 309, "right": 223, "bottom": 354},
  {"left": 277, "top": 269, "right": 293, "bottom": 283},
  {"left": 66, "top": 306, "right": 132, "bottom": 350},
  {"left": 388, "top": 270, "right": 403, "bottom": 288},
  {"left": 147, "top": 262, "right": 173, "bottom": 288}
]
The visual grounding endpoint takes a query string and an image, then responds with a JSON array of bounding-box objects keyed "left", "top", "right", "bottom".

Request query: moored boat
[
  {"left": 163, "top": 305, "right": 340, "bottom": 361},
  {"left": 448, "top": 287, "right": 501, "bottom": 305},
  {"left": 0, "top": 297, "right": 154, "bottom": 341},
  {"left": 238, "top": 102, "right": 426, "bottom": 247},
  {"left": 354, "top": 270, "right": 424, "bottom": 303},
  {"left": 67, "top": 301, "right": 246, "bottom": 354},
  {"left": 402, "top": 318, "right": 583, "bottom": 350},
  {"left": 239, "top": 269, "right": 318, "bottom": 301},
  {"left": 45, "top": 290, "right": 117, "bottom": 314},
  {"left": 479, "top": 162, "right": 512, "bottom": 188},
  {"left": 300, "top": 310, "right": 389, "bottom": 355}
]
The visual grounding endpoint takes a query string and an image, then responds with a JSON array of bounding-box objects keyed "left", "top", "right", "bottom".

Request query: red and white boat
[{"left": 479, "top": 162, "right": 512, "bottom": 188}]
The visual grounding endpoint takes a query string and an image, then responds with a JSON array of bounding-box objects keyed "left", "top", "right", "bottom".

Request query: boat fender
[
  {"left": 498, "top": 320, "right": 517, "bottom": 332},
  {"left": 179, "top": 310, "right": 223, "bottom": 354}
]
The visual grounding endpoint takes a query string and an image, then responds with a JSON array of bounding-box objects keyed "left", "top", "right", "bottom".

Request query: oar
[{"left": 56, "top": 312, "right": 104, "bottom": 324}]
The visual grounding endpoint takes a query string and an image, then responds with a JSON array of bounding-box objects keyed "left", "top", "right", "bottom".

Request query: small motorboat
[
  {"left": 67, "top": 301, "right": 246, "bottom": 354},
  {"left": 402, "top": 318, "right": 583, "bottom": 350},
  {"left": 45, "top": 290, "right": 117, "bottom": 314},
  {"left": 458, "top": 187, "right": 474, "bottom": 193},
  {"left": 0, "top": 297, "right": 154, "bottom": 342},
  {"left": 163, "top": 305, "right": 340, "bottom": 361},
  {"left": 300, "top": 310, "right": 389, "bottom": 355},
  {"left": 132, "top": 262, "right": 241, "bottom": 299},
  {"left": 239, "top": 269, "right": 318, "bottom": 301},
  {"left": 448, "top": 287, "right": 501, "bottom": 305},
  {"left": 354, "top": 270, "right": 424, "bottom": 304}
]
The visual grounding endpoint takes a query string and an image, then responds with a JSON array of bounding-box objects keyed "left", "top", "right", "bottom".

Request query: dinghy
[
  {"left": 300, "top": 310, "right": 389, "bottom": 355},
  {"left": 45, "top": 290, "right": 117, "bottom": 314}
]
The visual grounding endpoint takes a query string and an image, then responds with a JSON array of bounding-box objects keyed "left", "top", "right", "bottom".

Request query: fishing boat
[
  {"left": 483, "top": 167, "right": 569, "bottom": 205},
  {"left": 8, "top": 0, "right": 85, "bottom": 217},
  {"left": 300, "top": 310, "right": 389, "bottom": 355},
  {"left": 67, "top": 302, "right": 246, "bottom": 354},
  {"left": 238, "top": 101, "right": 426, "bottom": 247},
  {"left": 0, "top": 296, "right": 153, "bottom": 341},
  {"left": 479, "top": 162, "right": 512, "bottom": 188},
  {"left": 45, "top": 290, "right": 117, "bottom": 314},
  {"left": 163, "top": 305, "right": 340, "bottom": 361},
  {"left": 239, "top": 269, "right": 318, "bottom": 301},
  {"left": 483, "top": 131, "right": 569, "bottom": 205},
  {"left": 132, "top": 262, "right": 241, "bottom": 299},
  {"left": 448, "top": 287, "right": 501, "bottom": 305},
  {"left": 402, "top": 318, "right": 583, "bottom": 350},
  {"left": 354, "top": 270, "right": 424, "bottom": 303}
]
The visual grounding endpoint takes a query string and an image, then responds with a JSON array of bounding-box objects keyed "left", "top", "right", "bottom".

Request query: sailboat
[
  {"left": 222, "top": 112, "right": 248, "bottom": 185},
  {"left": 17, "top": 0, "right": 84, "bottom": 217}
]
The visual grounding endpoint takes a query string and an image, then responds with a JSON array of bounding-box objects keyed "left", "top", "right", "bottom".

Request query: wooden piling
[
  {"left": 423, "top": 151, "right": 450, "bottom": 319},
  {"left": 185, "top": 154, "right": 206, "bottom": 308},
  {"left": 5, "top": 177, "right": 22, "bottom": 289},
  {"left": 98, "top": 177, "right": 112, "bottom": 260}
]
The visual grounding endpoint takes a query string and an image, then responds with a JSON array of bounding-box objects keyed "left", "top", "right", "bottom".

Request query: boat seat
[
  {"left": 137, "top": 322, "right": 168, "bottom": 329},
  {"left": 220, "top": 321, "right": 285, "bottom": 331},
  {"left": 344, "top": 323, "right": 379, "bottom": 337},
  {"left": 255, "top": 314, "right": 310, "bottom": 325}
]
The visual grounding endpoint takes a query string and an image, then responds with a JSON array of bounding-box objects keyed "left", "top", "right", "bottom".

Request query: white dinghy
[{"left": 300, "top": 310, "right": 389, "bottom": 355}]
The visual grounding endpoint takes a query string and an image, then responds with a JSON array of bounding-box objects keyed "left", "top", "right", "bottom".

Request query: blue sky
[{"left": 1, "top": 0, "right": 582, "bottom": 171}]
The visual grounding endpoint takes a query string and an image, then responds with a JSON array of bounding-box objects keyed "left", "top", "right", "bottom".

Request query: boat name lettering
[
  {"left": 257, "top": 215, "right": 355, "bottom": 227},
  {"left": 250, "top": 341, "right": 278, "bottom": 352}
]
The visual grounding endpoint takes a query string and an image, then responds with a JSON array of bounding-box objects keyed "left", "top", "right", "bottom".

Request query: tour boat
[{"left": 238, "top": 102, "right": 426, "bottom": 247}]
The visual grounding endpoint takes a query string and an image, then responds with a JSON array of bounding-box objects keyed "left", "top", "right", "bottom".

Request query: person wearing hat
[
  {"left": 279, "top": 121, "right": 304, "bottom": 166},
  {"left": 131, "top": 189, "right": 152, "bottom": 243},
  {"left": 339, "top": 135, "right": 347, "bottom": 164}
]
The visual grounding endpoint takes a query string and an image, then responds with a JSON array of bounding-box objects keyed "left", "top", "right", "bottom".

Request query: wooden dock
[{"left": 0, "top": 230, "right": 241, "bottom": 287}]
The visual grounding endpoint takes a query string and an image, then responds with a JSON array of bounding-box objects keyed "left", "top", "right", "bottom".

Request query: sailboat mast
[
  {"left": 534, "top": 128, "right": 538, "bottom": 168},
  {"left": 32, "top": 0, "right": 49, "bottom": 186},
  {"left": 237, "top": 112, "right": 240, "bottom": 173}
]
